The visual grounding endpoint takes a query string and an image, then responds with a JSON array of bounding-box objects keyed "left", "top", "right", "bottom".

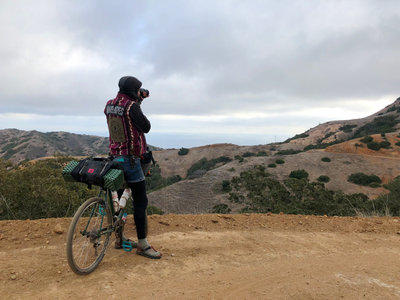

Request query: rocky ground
[{"left": 2, "top": 213, "right": 400, "bottom": 299}]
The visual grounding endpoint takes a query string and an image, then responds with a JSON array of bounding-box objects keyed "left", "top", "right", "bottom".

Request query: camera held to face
[{"left": 139, "top": 88, "right": 149, "bottom": 99}]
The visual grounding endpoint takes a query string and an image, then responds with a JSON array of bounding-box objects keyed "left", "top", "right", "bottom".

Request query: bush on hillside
[
  {"left": 211, "top": 204, "right": 231, "bottom": 214},
  {"left": 348, "top": 173, "right": 381, "bottom": 186},
  {"left": 339, "top": 124, "right": 357, "bottom": 133},
  {"left": 289, "top": 169, "right": 309, "bottom": 180},
  {"left": 178, "top": 147, "right": 189, "bottom": 155},
  {"left": 268, "top": 163, "right": 277, "bottom": 168},
  {"left": 146, "top": 164, "right": 182, "bottom": 192},
  {"left": 354, "top": 115, "right": 399, "bottom": 138},
  {"left": 225, "top": 165, "right": 374, "bottom": 216},
  {"left": 187, "top": 156, "right": 232, "bottom": 177},
  {"left": 234, "top": 155, "right": 244, "bottom": 163},
  {"left": 321, "top": 157, "right": 331, "bottom": 162},
  {"left": 275, "top": 149, "right": 302, "bottom": 155},
  {"left": 275, "top": 159, "right": 285, "bottom": 164},
  {"left": 360, "top": 136, "right": 373, "bottom": 143},
  {"left": 367, "top": 141, "right": 381, "bottom": 151},
  {"left": 147, "top": 205, "right": 164, "bottom": 215},
  {"left": 379, "top": 141, "right": 391, "bottom": 149},
  {"left": 221, "top": 180, "right": 232, "bottom": 192},
  {"left": 256, "top": 151, "right": 268, "bottom": 156},
  {"left": 317, "top": 175, "right": 330, "bottom": 183},
  {"left": 242, "top": 152, "right": 256, "bottom": 158}
]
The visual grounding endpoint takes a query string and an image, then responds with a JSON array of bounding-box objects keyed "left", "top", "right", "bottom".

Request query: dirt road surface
[{"left": 2, "top": 213, "right": 400, "bottom": 299}]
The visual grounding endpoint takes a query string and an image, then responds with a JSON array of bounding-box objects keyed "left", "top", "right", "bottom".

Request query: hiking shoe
[{"left": 136, "top": 246, "right": 162, "bottom": 259}]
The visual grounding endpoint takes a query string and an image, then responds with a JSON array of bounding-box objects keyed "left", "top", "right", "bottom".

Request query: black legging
[{"left": 128, "top": 180, "right": 148, "bottom": 239}]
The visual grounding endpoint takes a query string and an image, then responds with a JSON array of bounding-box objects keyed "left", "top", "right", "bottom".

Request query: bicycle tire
[{"left": 66, "top": 197, "right": 113, "bottom": 275}]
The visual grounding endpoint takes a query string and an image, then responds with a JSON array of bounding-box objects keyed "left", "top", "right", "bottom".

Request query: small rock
[
  {"left": 24, "top": 238, "right": 30, "bottom": 241},
  {"left": 10, "top": 274, "right": 17, "bottom": 280},
  {"left": 54, "top": 224, "right": 64, "bottom": 234},
  {"left": 46, "top": 240, "right": 50, "bottom": 244},
  {"left": 266, "top": 212, "right": 272, "bottom": 216},
  {"left": 211, "top": 220, "right": 218, "bottom": 224},
  {"left": 158, "top": 221, "right": 170, "bottom": 226},
  {"left": 171, "top": 253, "right": 175, "bottom": 257},
  {"left": 57, "top": 271, "right": 61, "bottom": 274},
  {"left": 397, "top": 232, "right": 400, "bottom": 235}
]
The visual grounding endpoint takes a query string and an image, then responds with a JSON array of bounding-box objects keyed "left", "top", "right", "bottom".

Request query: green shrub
[
  {"left": 242, "top": 152, "right": 256, "bottom": 158},
  {"left": 321, "top": 157, "right": 331, "bottom": 162},
  {"left": 221, "top": 180, "right": 232, "bottom": 192},
  {"left": 354, "top": 115, "right": 400, "bottom": 138},
  {"left": 303, "top": 140, "right": 342, "bottom": 151},
  {"left": 187, "top": 156, "right": 232, "bottom": 177},
  {"left": 289, "top": 169, "right": 309, "bottom": 180},
  {"left": 223, "top": 164, "right": 377, "bottom": 216},
  {"left": 256, "top": 151, "right": 268, "bottom": 157},
  {"left": 234, "top": 155, "right": 244, "bottom": 163},
  {"left": 211, "top": 204, "right": 231, "bottom": 214},
  {"left": 339, "top": 124, "right": 357, "bottom": 133},
  {"left": 317, "top": 175, "right": 330, "bottom": 183},
  {"left": 275, "top": 159, "right": 285, "bottom": 164},
  {"left": 367, "top": 141, "right": 381, "bottom": 151},
  {"left": 178, "top": 147, "right": 189, "bottom": 155},
  {"left": 360, "top": 136, "right": 373, "bottom": 143},
  {"left": 228, "top": 167, "right": 235, "bottom": 172},
  {"left": 396, "top": 141, "right": 400, "bottom": 147},
  {"left": 268, "top": 163, "right": 277, "bottom": 168},
  {"left": 275, "top": 149, "right": 302, "bottom": 155},
  {"left": 369, "top": 182, "right": 381, "bottom": 188},
  {"left": 0, "top": 156, "right": 98, "bottom": 220},
  {"left": 348, "top": 173, "right": 382, "bottom": 186},
  {"left": 387, "top": 106, "right": 397, "bottom": 112},
  {"left": 147, "top": 205, "right": 164, "bottom": 215},
  {"left": 284, "top": 133, "right": 309, "bottom": 142},
  {"left": 379, "top": 141, "right": 391, "bottom": 149},
  {"left": 146, "top": 164, "right": 182, "bottom": 192}
]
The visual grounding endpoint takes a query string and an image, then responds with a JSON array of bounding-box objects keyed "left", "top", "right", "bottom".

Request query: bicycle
[{"left": 63, "top": 160, "right": 132, "bottom": 275}]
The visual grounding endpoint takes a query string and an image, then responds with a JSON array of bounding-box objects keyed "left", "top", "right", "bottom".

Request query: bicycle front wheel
[{"left": 66, "top": 197, "right": 113, "bottom": 275}]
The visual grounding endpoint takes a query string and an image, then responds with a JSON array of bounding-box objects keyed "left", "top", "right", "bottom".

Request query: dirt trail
[{"left": 2, "top": 214, "right": 400, "bottom": 299}]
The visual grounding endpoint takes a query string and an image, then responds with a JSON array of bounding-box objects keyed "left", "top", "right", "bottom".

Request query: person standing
[{"left": 104, "top": 76, "right": 161, "bottom": 259}]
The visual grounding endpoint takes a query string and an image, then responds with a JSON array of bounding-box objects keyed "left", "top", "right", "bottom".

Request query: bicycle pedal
[{"left": 122, "top": 241, "right": 133, "bottom": 252}]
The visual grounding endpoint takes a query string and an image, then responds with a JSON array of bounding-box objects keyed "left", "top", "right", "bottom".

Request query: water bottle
[
  {"left": 119, "top": 188, "right": 131, "bottom": 209},
  {"left": 122, "top": 212, "right": 128, "bottom": 223},
  {"left": 111, "top": 191, "right": 119, "bottom": 212}
]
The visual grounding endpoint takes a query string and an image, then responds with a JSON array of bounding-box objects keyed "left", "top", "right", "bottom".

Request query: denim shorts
[{"left": 112, "top": 156, "right": 145, "bottom": 183}]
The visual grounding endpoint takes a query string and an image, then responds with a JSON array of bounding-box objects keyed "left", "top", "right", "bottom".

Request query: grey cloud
[{"left": 0, "top": 0, "right": 399, "bottom": 119}]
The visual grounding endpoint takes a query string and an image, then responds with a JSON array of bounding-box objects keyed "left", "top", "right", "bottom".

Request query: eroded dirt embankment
[{"left": 1, "top": 214, "right": 400, "bottom": 299}]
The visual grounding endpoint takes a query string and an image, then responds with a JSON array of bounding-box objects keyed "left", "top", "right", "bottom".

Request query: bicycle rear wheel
[{"left": 66, "top": 197, "right": 113, "bottom": 275}]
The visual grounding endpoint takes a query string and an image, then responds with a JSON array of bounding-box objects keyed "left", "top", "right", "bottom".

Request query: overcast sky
[{"left": 0, "top": 0, "right": 399, "bottom": 148}]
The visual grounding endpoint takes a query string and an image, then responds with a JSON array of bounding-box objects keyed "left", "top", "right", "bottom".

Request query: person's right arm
[{"left": 129, "top": 103, "right": 151, "bottom": 133}]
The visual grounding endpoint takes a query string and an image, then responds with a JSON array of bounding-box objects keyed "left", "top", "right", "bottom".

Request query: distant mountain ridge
[{"left": 0, "top": 129, "right": 110, "bottom": 162}]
